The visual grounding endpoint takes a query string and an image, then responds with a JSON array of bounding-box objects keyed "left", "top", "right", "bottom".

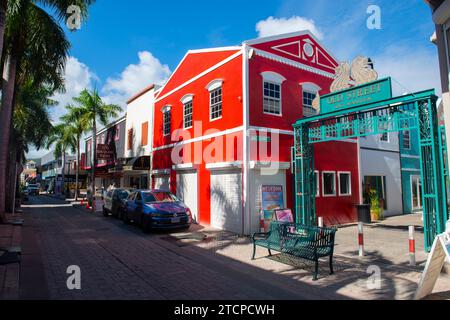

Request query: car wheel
[
  {"left": 141, "top": 215, "right": 151, "bottom": 233},
  {"left": 122, "top": 211, "right": 131, "bottom": 225},
  {"left": 102, "top": 206, "right": 108, "bottom": 217}
]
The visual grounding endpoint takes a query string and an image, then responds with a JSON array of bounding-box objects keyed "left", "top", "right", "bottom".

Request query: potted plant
[{"left": 368, "top": 189, "right": 382, "bottom": 222}]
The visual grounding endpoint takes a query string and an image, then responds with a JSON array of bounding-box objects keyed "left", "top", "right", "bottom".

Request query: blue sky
[{"left": 29, "top": 0, "right": 440, "bottom": 158}]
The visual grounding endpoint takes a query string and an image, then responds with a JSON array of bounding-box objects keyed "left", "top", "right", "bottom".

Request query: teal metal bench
[{"left": 252, "top": 221, "right": 337, "bottom": 281}]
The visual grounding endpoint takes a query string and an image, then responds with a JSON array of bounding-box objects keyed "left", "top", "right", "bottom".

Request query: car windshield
[
  {"left": 117, "top": 190, "right": 130, "bottom": 199},
  {"left": 143, "top": 192, "right": 177, "bottom": 203}
]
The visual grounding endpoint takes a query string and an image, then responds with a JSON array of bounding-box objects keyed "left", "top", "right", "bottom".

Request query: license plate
[{"left": 171, "top": 217, "right": 181, "bottom": 224}]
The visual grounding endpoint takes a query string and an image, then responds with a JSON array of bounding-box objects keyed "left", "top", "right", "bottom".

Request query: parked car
[
  {"left": 122, "top": 190, "right": 192, "bottom": 232},
  {"left": 26, "top": 184, "right": 40, "bottom": 196},
  {"left": 103, "top": 188, "right": 133, "bottom": 218}
]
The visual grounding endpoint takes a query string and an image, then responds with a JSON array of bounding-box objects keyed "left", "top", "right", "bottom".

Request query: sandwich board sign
[{"left": 415, "top": 232, "right": 450, "bottom": 300}]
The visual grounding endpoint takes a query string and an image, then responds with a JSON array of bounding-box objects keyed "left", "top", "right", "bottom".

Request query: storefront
[{"left": 122, "top": 156, "right": 151, "bottom": 189}]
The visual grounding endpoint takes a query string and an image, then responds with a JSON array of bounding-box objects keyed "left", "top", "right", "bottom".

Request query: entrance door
[
  {"left": 176, "top": 171, "right": 198, "bottom": 222},
  {"left": 411, "top": 175, "right": 423, "bottom": 211}
]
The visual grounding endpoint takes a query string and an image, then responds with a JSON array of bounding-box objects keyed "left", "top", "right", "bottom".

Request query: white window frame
[
  {"left": 181, "top": 94, "right": 194, "bottom": 129},
  {"left": 261, "top": 71, "right": 286, "bottom": 117},
  {"left": 380, "top": 132, "right": 389, "bottom": 142},
  {"left": 314, "top": 170, "right": 320, "bottom": 197},
  {"left": 322, "top": 171, "right": 336, "bottom": 197},
  {"left": 209, "top": 86, "right": 223, "bottom": 122},
  {"left": 263, "top": 80, "right": 282, "bottom": 116},
  {"left": 301, "top": 83, "right": 321, "bottom": 117},
  {"left": 338, "top": 171, "right": 352, "bottom": 196},
  {"left": 162, "top": 106, "right": 171, "bottom": 137}
]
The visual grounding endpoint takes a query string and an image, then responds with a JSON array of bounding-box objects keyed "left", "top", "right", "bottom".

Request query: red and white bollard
[
  {"left": 358, "top": 222, "right": 364, "bottom": 257},
  {"left": 318, "top": 217, "right": 324, "bottom": 228},
  {"left": 260, "top": 211, "right": 265, "bottom": 233},
  {"left": 409, "top": 226, "right": 416, "bottom": 266}
]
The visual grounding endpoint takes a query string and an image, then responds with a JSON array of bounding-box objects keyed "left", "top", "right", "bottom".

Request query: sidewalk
[
  {"left": 0, "top": 212, "right": 23, "bottom": 300},
  {"left": 165, "top": 215, "right": 450, "bottom": 300}
]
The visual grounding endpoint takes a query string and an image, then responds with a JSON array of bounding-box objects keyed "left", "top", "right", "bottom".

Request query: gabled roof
[
  {"left": 155, "top": 47, "right": 242, "bottom": 99},
  {"left": 127, "top": 84, "right": 155, "bottom": 104},
  {"left": 244, "top": 30, "right": 339, "bottom": 75}
]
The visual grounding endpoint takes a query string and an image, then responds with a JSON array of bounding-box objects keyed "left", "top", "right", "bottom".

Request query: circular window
[{"left": 303, "top": 43, "right": 314, "bottom": 58}]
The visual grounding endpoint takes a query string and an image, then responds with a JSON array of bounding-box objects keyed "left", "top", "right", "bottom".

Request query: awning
[{"left": 124, "top": 156, "right": 151, "bottom": 171}]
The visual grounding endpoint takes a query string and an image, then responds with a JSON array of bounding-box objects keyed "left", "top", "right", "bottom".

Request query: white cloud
[
  {"left": 51, "top": 56, "right": 95, "bottom": 122},
  {"left": 256, "top": 16, "right": 324, "bottom": 40},
  {"left": 373, "top": 45, "right": 441, "bottom": 96},
  {"left": 102, "top": 51, "right": 171, "bottom": 108}
]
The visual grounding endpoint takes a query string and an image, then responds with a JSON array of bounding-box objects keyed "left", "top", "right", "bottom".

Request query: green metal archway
[{"left": 293, "top": 78, "right": 449, "bottom": 251}]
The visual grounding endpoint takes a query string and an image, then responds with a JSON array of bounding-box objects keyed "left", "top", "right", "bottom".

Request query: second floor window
[
  {"left": 163, "top": 109, "right": 171, "bottom": 136},
  {"left": 210, "top": 87, "right": 222, "bottom": 120},
  {"left": 380, "top": 132, "right": 389, "bottom": 142},
  {"left": 184, "top": 101, "right": 193, "bottom": 129},
  {"left": 403, "top": 130, "right": 411, "bottom": 149},
  {"left": 303, "top": 90, "right": 317, "bottom": 110},
  {"left": 263, "top": 81, "right": 281, "bottom": 115},
  {"left": 141, "top": 122, "right": 149, "bottom": 146},
  {"left": 127, "top": 128, "right": 133, "bottom": 150}
]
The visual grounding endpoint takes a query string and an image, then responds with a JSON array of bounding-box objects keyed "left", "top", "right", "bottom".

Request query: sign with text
[
  {"left": 261, "top": 185, "right": 284, "bottom": 221},
  {"left": 275, "top": 209, "right": 294, "bottom": 223},
  {"left": 96, "top": 144, "right": 114, "bottom": 161},
  {"left": 320, "top": 77, "right": 392, "bottom": 114}
]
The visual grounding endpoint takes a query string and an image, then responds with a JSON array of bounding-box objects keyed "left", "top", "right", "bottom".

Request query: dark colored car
[
  {"left": 103, "top": 188, "right": 133, "bottom": 218},
  {"left": 27, "top": 184, "right": 40, "bottom": 196},
  {"left": 122, "top": 190, "right": 192, "bottom": 232}
]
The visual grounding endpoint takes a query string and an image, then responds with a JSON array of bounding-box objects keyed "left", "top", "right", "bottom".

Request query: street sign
[
  {"left": 415, "top": 233, "right": 450, "bottom": 300},
  {"left": 320, "top": 77, "right": 392, "bottom": 114}
]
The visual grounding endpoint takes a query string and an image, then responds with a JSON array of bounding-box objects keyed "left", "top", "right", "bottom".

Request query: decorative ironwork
[{"left": 293, "top": 92, "right": 448, "bottom": 251}]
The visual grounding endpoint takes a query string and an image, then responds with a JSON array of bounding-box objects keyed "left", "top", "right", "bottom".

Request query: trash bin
[{"left": 356, "top": 204, "right": 371, "bottom": 223}]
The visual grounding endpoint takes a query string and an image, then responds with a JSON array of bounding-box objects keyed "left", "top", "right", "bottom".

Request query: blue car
[{"left": 122, "top": 190, "right": 192, "bottom": 233}]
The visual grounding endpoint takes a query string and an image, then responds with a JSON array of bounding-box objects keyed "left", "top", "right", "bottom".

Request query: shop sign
[
  {"left": 320, "top": 77, "right": 392, "bottom": 114},
  {"left": 97, "top": 144, "right": 115, "bottom": 161}
]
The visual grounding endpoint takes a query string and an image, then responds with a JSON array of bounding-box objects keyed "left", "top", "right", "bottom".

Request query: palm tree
[
  {"left": 8, "top": 79, "right": 55, "bottom": 210},
  {"left": 0, "top": 0, "right": 94, "bottom": 78},
  {"left": 72, "top": 89, "right": 122, "bottom": 206},
  {"left": 0, "top": 0, "right": 94, "bottom": 221},
  {"left": 46, "top": 124, "right": 76, "bottom": 198},
  {"left": 60, "top": 105, "right": 90, "bottom": 201}
]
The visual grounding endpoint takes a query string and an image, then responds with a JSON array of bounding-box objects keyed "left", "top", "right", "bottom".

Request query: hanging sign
[
  {"left": 415, "top": 232, "right": 450, "bottom": 300},
  {"left": 320, "top": 77, "right": 392, "bottom": 114},
  {"left": 97, "top": 144, "right": 115, "bottom": 161}
]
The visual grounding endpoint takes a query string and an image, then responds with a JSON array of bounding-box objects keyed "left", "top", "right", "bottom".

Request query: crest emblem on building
[{"left": 331, "top": 56, "right": 378, "bottom": 92}]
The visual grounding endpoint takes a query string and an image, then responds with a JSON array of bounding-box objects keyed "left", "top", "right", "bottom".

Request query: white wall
[
  {"left": 359, "top": 133, "right": 403, "bottom": 216},
  {"left": 124, "top": 88, "right": 156, "bottom": 159}
]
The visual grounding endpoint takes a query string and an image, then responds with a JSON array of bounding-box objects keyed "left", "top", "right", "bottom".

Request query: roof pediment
[{"left": 245, "top": 31, "right": 338, "bottom": 74}]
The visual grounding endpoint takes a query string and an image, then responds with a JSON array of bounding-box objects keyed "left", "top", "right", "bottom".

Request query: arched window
[
  {"left": 301, "top": 82, "right": 321, "bottom": 117},
  {"left": 181, "top": 94, "right": 194, "bottom": 129},
  {"left": 162, "top": 105, "right": 171, "bottom": 136},
  {"left": 261, "top": 72, "right": 286, "bottom": 116},
  {"left": 206, "top": 80, "right": 223, "bottom": 121}
]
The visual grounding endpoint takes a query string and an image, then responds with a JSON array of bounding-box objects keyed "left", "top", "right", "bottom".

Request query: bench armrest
[{"left": 252, "top": 232, "right": 269, "bottom": 242}]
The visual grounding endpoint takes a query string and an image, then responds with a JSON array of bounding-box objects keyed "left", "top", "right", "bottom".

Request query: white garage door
[
  {"left": 154, "top": 175, "right": 170, "bottom": 191},
  {"left": 176, "top": 171, "right": 198, "bottom": 222},
  {"left": 210, "top": 170, "right": 242, "bottom": 234}
]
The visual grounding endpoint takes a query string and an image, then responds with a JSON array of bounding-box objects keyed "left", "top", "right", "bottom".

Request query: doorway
[{"left": 411, "top": 175, "right": 423, "bottom": 211}]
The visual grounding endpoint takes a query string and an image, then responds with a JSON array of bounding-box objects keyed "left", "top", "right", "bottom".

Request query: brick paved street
[
  {"left": 19, "top": 196, "right": 325, "bottom": 300},
  {"left": 13, "top": 195, "right": 450, "bottom": 300}
]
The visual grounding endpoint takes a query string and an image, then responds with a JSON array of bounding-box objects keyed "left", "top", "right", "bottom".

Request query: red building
[{"left": 151, "top": 31, "right": 360, "bottom": 235}]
